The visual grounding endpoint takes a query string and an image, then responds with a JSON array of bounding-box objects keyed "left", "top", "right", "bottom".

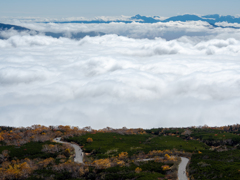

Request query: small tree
[
  {"left": 86, "top": 137, "right": 93, "bottom": 143},
  {"left": 135, "top": 167, "right": 142, "bottom": 173},
  {"left": 161, "top": 165, "right": 170, "bottom": 171},
  {"left": 118, "top": 152, "right": 128, "bottom": 159},
  {"left": 64, "top": 148, "right": 71, "bottom": 157},
  {"left": 0, "top": 135, "right": 4, "bottom": 141},
  {"left": 164, "top": 154, "right": 170, "bottom": 160}
]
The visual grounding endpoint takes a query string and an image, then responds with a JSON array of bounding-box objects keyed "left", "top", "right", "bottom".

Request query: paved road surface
[
  {"left": 178, "top": 157, "right": 189, "bottom": 180},
  {"left": 53, "top": 137, "right": 83, "bottom": 163}
]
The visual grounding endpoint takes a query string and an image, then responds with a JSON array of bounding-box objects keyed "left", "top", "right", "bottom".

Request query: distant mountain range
[
  {"left": 0, "top": 23, "right": 30, "bottom": 31},
  {"left": 1, "top": 14, "right": 240, "bottom": 40},
  {"left": 0, "top": 23, "right": 105, "bottom": 39},
  {"left": 49, "top": 14, "right": 240, "bottom": 24},
  {"left": 162, "top": 14, "right": 240, "bottom": 24}
]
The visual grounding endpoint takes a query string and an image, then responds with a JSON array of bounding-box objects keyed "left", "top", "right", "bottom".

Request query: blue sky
[{"left": 0, "top": 0, "right": 240, "bottom": 18}]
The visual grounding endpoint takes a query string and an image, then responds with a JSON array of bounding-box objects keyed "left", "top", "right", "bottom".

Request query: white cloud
[
  {"left": 0, "top": 21, "right": 224, "bottom": 40},
  {"left": 215, "top": 22, "right": 240, "bottom": 28},
  {"left": 0, "top": 29, "right": 38, "bottom": 39},
  {"left": 0, "top": 24, "right": 240, "bottom": 129},
  {"left": 2, "top": 21, "right": 240, "bottom": 41},
  {"left": 0, "top": 16, "right": 132, "bottom": 24}
]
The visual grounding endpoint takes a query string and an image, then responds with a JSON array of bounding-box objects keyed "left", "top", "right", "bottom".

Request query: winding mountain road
[
  {"left": 178, "top": 157, "right": 189, "bottom": 180},
  {"left": 53, "top": 137, "right": 189, "bottom": 180},
  {"left": 53, "top": 137, "right": 83, "bottom": 163}
]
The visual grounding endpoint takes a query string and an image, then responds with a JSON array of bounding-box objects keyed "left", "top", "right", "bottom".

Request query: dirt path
[
  {"left": 53, "top": 137, "right": 83, "bottom": 163},
  {"left": 178, "top": 157, "right": 189, "bottom": 180}
]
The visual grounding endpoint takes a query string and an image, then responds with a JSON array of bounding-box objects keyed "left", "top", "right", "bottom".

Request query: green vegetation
[
  {"left": 189, "top": 150, "right": 240, "bottom": 180},
  {"left": 145, "top": 128, "right": 184, "bottom": 135},
  {"left": 26, "top": 169, "right": 81, "bottom": 180},
  {"left": 0, "top": 141, "right": 59, "bottom": 160},
  {"left": 89, "top": 161, "right": 167, "bottom": 180},
  {"left": 191, "top": 129, "right": 239, "bottom": 140},
  {"left": 66, "top": 132, "right": 208, "bottom": 159},
  {"left": 66, "top": 133, "right": 151, "bottom": 158},
  {"left": 0, "top": 124, "right": 240, "bottom": 179},
  {"left": 147, "top": 136, "right": 208, "bottom": 152}
]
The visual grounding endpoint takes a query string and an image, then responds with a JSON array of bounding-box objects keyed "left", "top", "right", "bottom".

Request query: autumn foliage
[
  {"left": 0, "top": 159, "right": 34, "bottom": 179},
  {"left": 1, "top": 123, "right": 239, "bottom": 179},
  {"left": 161, "top": 165, "right": 170, "bottom": 171},
  {"left": 135, "top": 167, "right": 142, "bottom": 173},
  {"left": 86, "top": 137, "right": 93, "bottom": 143},
  {"left": 92, "top": 158, "right": 111, "bottom": 169},
  {"left": 118, "top": 152, "right": 128, "bottom": 159}
]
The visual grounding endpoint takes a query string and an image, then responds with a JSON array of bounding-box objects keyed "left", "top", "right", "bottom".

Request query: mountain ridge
[
  {"left": 43, "top": 14, "right": 240, "bottom": 24},
  {"left": 1, "top": 14, "right": 239, "bottom": 40}
]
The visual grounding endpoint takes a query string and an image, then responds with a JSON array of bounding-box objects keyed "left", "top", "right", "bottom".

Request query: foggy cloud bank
[{"left": 0, "top": 22, "right": 240, "bottom": 129}]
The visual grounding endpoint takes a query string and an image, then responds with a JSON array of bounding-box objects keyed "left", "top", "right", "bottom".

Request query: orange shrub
[
  {"left": 86, "top": 137, "right": 93, "bottom": 143},
  {"left": 161, "top": 165, "right": 170, "bottom": 171},
  {"left": 93, "top": 158, "right": 111, "bottom": 169},
  {"left": 118, "top": 152, "right": 128, "bottom": 159},
  {"left": 135, "top": 167, "right": 142, "bottom": 173},
  {"left": 164, "top": 154, "right": 170, "bottom": 160}
]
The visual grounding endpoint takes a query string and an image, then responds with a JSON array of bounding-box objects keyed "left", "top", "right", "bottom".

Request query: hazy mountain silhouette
[
  {"left": 202, "top": 14, "right": 240, "bottom": 23},
  {"left": 1, "top": 14, "right": 240, "bottom": 40},
  {"left": 45, "top": 31, "right": 105, "bottom": 39},
  {"left": 131, "top": 14, "right": 159, "bottom": 23},
  {"left": 163, "top": 14, "right": 240, "bottom": 24},
  {"left": 0, "top": 23, "right": 30, "bottom": 31},
  {"left": 162, "top": 14, "right": 203, "bottom": 22},
  {"left": 0, "top": 22, "right": 105, "bottom": 39},
  {"left": 46, "top": 14, "right": 240, "bottom": 25},
  {"left": 55, "top": 20, "right": 133, "bottom": 24}
]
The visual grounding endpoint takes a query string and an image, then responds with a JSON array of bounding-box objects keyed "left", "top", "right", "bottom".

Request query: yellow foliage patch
[
  {"left": 135, "top": 167, "right": 142, "bottom": 173},
  {"left": 86, "top": 137, "right": 93, "bottom": 143},
  {"left": 93, "top": 158, "right": 111, "bottom": 169},
  {"left": 118, "top": 152, "right": 128, "bottom": 159},
  {"left": 161, "top": 165, "right": 170, "bottom": 171}
]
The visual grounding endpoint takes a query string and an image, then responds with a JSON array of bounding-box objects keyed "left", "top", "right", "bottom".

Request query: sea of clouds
[{"left": 0, "top": 21, "right": 240, "bottom": 129}]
